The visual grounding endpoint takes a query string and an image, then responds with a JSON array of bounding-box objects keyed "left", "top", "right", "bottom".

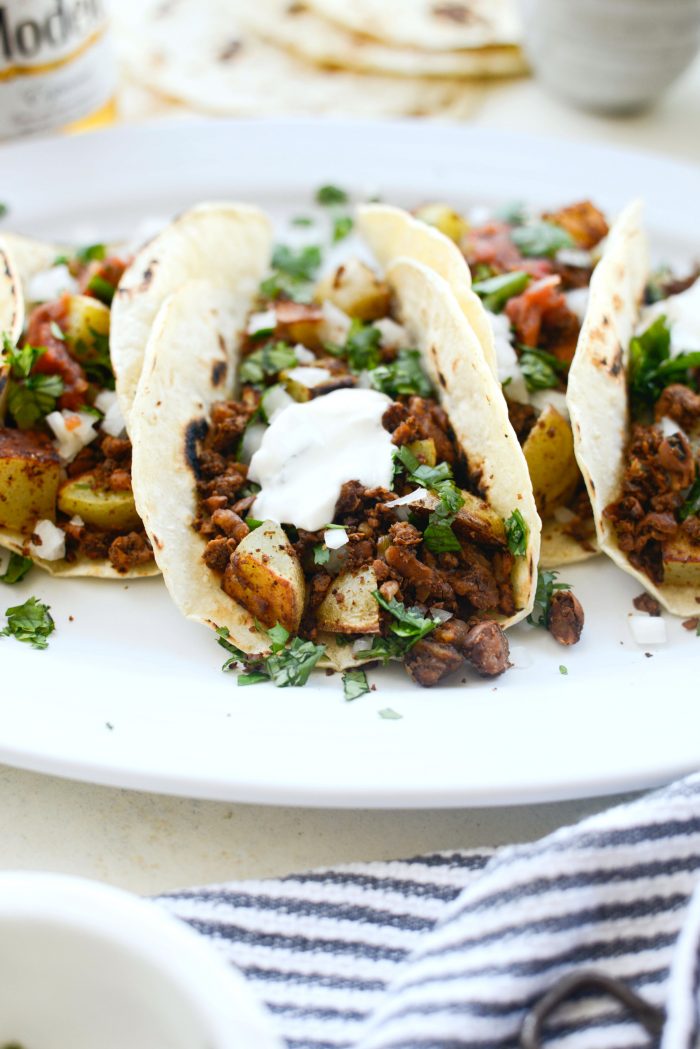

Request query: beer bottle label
[{"left": 0, "top": 0, "right": 117, "bottom": 138}]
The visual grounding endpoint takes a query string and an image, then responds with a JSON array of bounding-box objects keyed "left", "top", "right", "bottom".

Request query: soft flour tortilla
[
  {"left": 112, "top": 203, "right": 273, "bottom": 426},
  {"left": 239, "top": 0, "right": 526, "bottom": 78},
  {"left": 111, "top": 0, "right": 484, "bottom": 119},
  {"left": 131, "top": 215, "right": 539, "bottom": 661},
  {"left": 567, "top": 201, "right": 699, "bottom": 615},
  {"left": 306, "top": 0, "right": 522, "bottom": 51}
]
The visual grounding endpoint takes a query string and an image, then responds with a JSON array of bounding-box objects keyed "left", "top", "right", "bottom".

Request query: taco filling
[
  {"left": 603, "top": 277, "right": 700, "bottom": 587},
  {"left": 190, "top": 263, "right": 528, "bottom": 687},
  {"left": 0, "top": 244, "right": 155, "bottom": 574},
  {"left": 416, "top": 198, "right": 611, "bottom": 562}
]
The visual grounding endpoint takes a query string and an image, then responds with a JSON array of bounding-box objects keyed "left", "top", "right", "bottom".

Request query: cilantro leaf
[
  {"left": 1, "top": 596, "right": 54, "bottom": 649},
  {"left": 373, "top": 591, "right": 437, "bottom": 645},
  {"left": 511, "top": 222, "right": 574, "bottom": 258},
  {"left": 505, "top": 509, "right": 528, "bottom": 557},
  {"left": 216, "top": 626, "right": 249, "bottom": 670},
  {"left": 265, "top": 637, "right": 326, "bottom": 687},
  {"left": 0, "top": 202, "right": 8, "bottom": 220},
  {"left": 342, "top": 668, "right": 370, "bottom": 701},
  {"left": 86, "top": 274, "right": 115, "bottom": 305},
  {"left": 260, "top": 244, "right": 322, "bottom": 303},
  {"left": 332, "top": 214, "right": 354, "bottom": 243},
  {"left": 0, "top": 553, "right": 33, "bottom": 585},
  {"left": 70, "top": 326, "right": 115, "bottom": 389},
  {"left": 519, "top": 347, "right": 562, "bottom": 393},
  {"left": 629, "top": 315, "right": 700, "bottom": 419},
  {"left": 369, "top": 348, "right": 433, "bottom": 398},
  {"left": 680, "top": 473, "right": 700, "bottom": 522},
  {"left": 495, "top": 200, "right": 527, "bottom": 226},
  {"left": 76, "top": 243, "right": 106, "bottom": 264},
  {"left": 238, "top": 671, "right": 270, "bottom": 686},
  {"left": 394, "top": 446, "right": 464, "bottom": 554},
  {"left": 4, "top": 339, "right": 64, "bottom": 428},
  {"left": 313, "top": 543, "right": 330, "bottom": 565},
  {"left": 473, "top": 271, "right": 530, "bottom": 312},
  {"left": 316, "top": 184, "right": 348, "bottom": 206},
  {"left": 291, "top": 215, "right": 314, "bottom": 227},
  {"left": 240, "top": 341, "right": 298, "bottom": 386},
  {"left": 528, "top": 569, "right": 571, "bottom": 629},
  {"left": 559, "top": 665, "right": 568, "bottom": 675},
  {"left": 378, "top": 707, "right": 402, "bottom": 720},
  {"left": 267, "top": 622, "right": 290, "bottom": 652},
  {"left": 330, "top": 318, "right": 382, "bottom": 372}
]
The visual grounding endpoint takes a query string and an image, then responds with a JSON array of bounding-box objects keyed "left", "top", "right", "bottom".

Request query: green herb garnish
[
  {"left": 328, "top": 318, "right": 382, "bottom": 372},
  {"left": 629, "top": 315, "right": 700, "bottom": 419},
  {"left": 373, "top": 592, "right": 438, "bottom": 644},
  {"left": 528, "top": 569, "right": 571, "bottom": 629},
  {"left": 76, "top": 243, "right": 106, "bottom": 264},
  {"left": 218, "top": 623, "right": 325, "bottom": 688},
  {"left": 260, "top": 244, "right": 322, "bottom": 303},
  {"left": 3, "top": 338, "right": 64, "bottom": 428},
  {"left": 332, "top": 214, "right": 354, "bottom": 243},
  {"left": 379, "top": 707, "right": 402, "bottom": 720},
  {"left": 316, "top": 184, "right": 348, "bottom": 206},
  {"left": 473, "top": 271, "right": 530, "bottom": 312},
  {"left": 313, "top": 543, "right": 330, "bottom": 565},
  {"left": 342, "top": 668, "right": 370, "bottom": 701},
  {"left": 1, "top": 596, "right": 55, "bottom": 649},
  {"left": 71, "top": 326, "right": 114, "bottom": 389},
  {"left": 86, "top": 274, "right": 115, "bottom": 305},
  {"left": 511, "top": 222, "right": 574, "bottom": 258},
  {"left": 495, "top": 200, "right": 527, "bottom": 226},
  {"left": 519, "top": 347, "right": 563, "bottom": 393},
  {"left": 394, "top": 445, "right": 464, "bottom": 554},
  {"left": 680, "top": 473, "right": 700, "bottom": 522},
  {"left": 291, "top": 215, "right": 314, "bottom": 227},
  {"left": 0, "top": 202, "right": 8, "bottom": 220},
  {"left": 559, "top": 665, "right": 568, "bottom": 675},
  {"left": 505, "top": 509, "right": 528, "bottom": 557},
  {"left": 240, "top": 341, "right": 298, "bottom": 386},
  {"left": 369, "top": 348, "right": 433, "bottom": 399},
  {"left": 0, "top": 553, "right": 33, "bottom": 585}
]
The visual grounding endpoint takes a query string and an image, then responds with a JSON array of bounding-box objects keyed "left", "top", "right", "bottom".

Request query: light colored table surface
[{"left": 1, "top": 58, "right": 698, "bottom": 896}]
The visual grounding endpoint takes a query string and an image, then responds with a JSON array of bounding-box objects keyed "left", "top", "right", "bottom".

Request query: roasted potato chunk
[
  {"left": 406, "top": 438, "right": 436, "bottom": 467},
  {"left": 0, "top": 427, "right": 61, "bottom": 533},
  {"left": 662, "top": 532, "right": 700, "bottom": 587},
  {"left": 222, "top": 521, "right": 305, "bottom": 633},
  {"left": 274, "top": 300, "right": 324, "bottom": 350},
  {"left": 315, "top": 258, "right": 391, "bottom": 321},
  {"left": 542, "top": 201, "right": 609, "bottom": 250},
  {"left": 64, "top": 295, "right": 111, "bottom": 363},
  {"left": 413, "top": 202, "right": 469, "bottom": 244},
  {"left": 58, "top": 474, "right": 141, "bottom": 531},
  {"left": 280, "top": 367, "right": 354, "bottom": 403},
  {"left": 412, "top": 489, "right": 506, "bottom": 547},
  {"left": 316, "top": 566, "right": 380, "bottom": 635},
  {"left": 522, "top": 405, "right": 580, "bottom": 517}
]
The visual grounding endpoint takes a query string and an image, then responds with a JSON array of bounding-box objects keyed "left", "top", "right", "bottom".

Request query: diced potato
[
  {"left": 542, "top": 201, "right": 608, "bottom": 250},
  {"left": 223, "top": 521, "right": 305, "bottom": 633},
  {"left": 522, "top": 405, "right": 580, "bottom": 517},
  {"left": 0, "top": 426, "right": 61, "bottom": 533},
  {"left": 412, "top": 489, "right": 506, "bottom": 547},
  {"left": 316, "top": 566, "right": 380, "bottom": 635},
  {"left": 58, "top": 473, "right": 141, "bottom": 531},
  {"left": 280, "top": 367, "right": 353, "bottom": 403},
  {"left": 315, "top": 258, "right": 391, "bottom": 321},
  {"left": 407, "top": 438, "right": 436, "bottom": 467},
  {"left": 63, "top": 294, "right": 111, "bottom": 362},
  {"left": 413, "top": 202, "right": 469, "bottom": 244},
  {"left": 274, "top": 300, "right": 324, "bottom": 350},
  {"left": 662, "top": 533, "right": 700, "bottom": 587}
]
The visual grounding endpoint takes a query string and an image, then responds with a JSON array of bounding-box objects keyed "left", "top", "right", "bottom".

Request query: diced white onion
[
  {"left": 508, "top": 646, "right": 534, "bottom": 669},
  {"left": 629, "top": 615, "right": 667, "bottom": 645},
  {"left": 659, "top": 416, "right": 688, "bottom": 442},
  {"left": 69, "top": 515, "right": 84, "bottom": 527},
  {"left": 352, "top": 636, "right": 374, "bottom": 655},
  {"left": 487, "top": 309, "right": 530, "bottom": 404},
  {"left": 246, "top": 309, "right": 277, "bottom": 336},
  {"left": 26, "top": 264, "right": 77, "bottom": 303},
  {"left": 240, "top": 423, "right": 267, "bottom": 463},
  {"left": 530, "top": 389, "right": 570, "bottom": 422},
  {"left": 374, "top": 317, "right": 408, "bottom": 350},
  {"left": 261, "top": 384, "right": 294, "bottom": 423},
  {"left": 320, "top": 300, "right": 352, "bottom": 345},
  {"left": 324, "top": 527, "right": 349, "bottom": 550},
  {"left": 564, "top": 287, "right": 590, "bottom": 322},
  {"left": 46, "top": 410, "right": 99, "bottom": 463},
  {"left": 385, "top": 487, "right": 428, "bottom": 508},
  {"left": 285, "top": 366, "right": 332, "bottom": 389},
  {"left": 94, "top": 390, "right": 126, "bottom": 438},
  {"left": 430, "top": 608, "right": 453, "bottom": 623},
  {"left": 556, "top": 248, "right": 592, "bottom": 268},
  {"left": 29, "top": 519, "right": 65, "bottom": 561},
  {"left": 553, "top": 506, "right": 576, "bottom": 524},
  {"left": 293, "top": 344, "right": 316, "bottom": 364}
]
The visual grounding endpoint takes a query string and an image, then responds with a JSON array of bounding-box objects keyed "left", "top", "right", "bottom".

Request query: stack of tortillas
[{"left": 111, "top": 0, "right": 525, "bottom": 119}]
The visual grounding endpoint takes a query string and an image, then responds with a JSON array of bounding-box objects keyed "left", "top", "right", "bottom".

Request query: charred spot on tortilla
[
  {"left": 119, "top": 260, "right": 158, "bottom": 296},
  {"left": 436, "top": 366, "right": 447, "bottom": 389},
  {"left": 219, "top": 39, "right": 242, "bottom": 61},
  {"left": 184, "top": 418, "right": 209, "bottom": 479},
  {"left": 152, "top": 534, "right": 163, "bottom": 550},
  {"left": 211, "top": 360, "right": 227, "bottom": 386},
  {"left": 432, "top": 3, "right": 484, "bottom": 24},
  {"left": 609, "top": 347, "right": 623, "bottom": 376}
]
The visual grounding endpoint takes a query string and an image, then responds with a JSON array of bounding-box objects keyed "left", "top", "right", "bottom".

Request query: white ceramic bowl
[
  {"left": 0, "top": 872, "right": 281, "bottom": 1049},
  {"left": 519, "top": 0, "right": 700, "bottom": 112}
]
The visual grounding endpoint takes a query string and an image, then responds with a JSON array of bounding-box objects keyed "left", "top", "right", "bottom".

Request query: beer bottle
[{"left": 0, "top": 0, "right": 117, "bottom": 139}]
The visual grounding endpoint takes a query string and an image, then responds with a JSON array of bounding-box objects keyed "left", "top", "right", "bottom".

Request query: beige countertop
[{"left": 1, "top": 57, "right": 697, "bottom": 895}]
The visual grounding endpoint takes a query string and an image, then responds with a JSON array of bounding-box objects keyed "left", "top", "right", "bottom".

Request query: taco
[
  {"left": 401, "top": 196, "right": 613, "bottom": 567},
  {"left": 568, "top": 200, "right": 700, "bottom": 615},
  {"left": 0, "top": 204, "right": 269, "bottom": 578},
  {"left": 130, "top": 205, "right": 540, "bottom": 687}
]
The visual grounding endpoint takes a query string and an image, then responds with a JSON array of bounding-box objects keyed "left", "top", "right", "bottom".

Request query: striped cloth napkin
[{"left": 156, "top": 774, "right": 700, "bottom": 1049}]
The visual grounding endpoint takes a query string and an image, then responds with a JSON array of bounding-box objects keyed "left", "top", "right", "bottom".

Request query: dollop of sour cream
[
  {"left": 641, "top": 279, "right": 700, "bottom": 355},
  {"left": 249, "top": 388, "right": 394, "bottom": 531}
]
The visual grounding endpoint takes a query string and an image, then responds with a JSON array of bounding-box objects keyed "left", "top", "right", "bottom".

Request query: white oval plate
[{"left": 1, "top": 118, "right": 699, "bottom": 808}]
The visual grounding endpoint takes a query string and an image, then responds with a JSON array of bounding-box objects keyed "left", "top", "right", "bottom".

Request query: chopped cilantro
[
  {"left": 629, "top": 315, "right": 700, "bottom": 419},
  {"left": 216, "top": 626, "right": 249, "bottom": 670},
  {"left": 373, "top": 592, "right": 437, "bottom": 644},
  {"left": 378, "top": 707, "right": 402, "bottom": 720},
  {"left": 49, "top": 321, "right": 65, "bottom": 341},
  {"left": 528, "top": 569, "right": 571, "bottom": 629},
  {"left": 52, "top": 254, "right": 70, "bottom": 267},
  {"left": 0, "top": 553, "right": 33, "bottom": 585},
  {"left": 238, "top": 671, "right": 270, "bottom": 686},
  {"left": 680, "top": 473, "right": 700, "bottom": 522},
  {"left": 495, "top": 200, "right": 527, "bottom": 226},
  {"left": 369, "top": 348, "right": 433, "bottom": 399},
  {"left": 86, "top": 274, "right": 115, "bottom": 305},
  {"left": 240, "top": 341, "right": 298, "bottom": 386},
  {"left": 267, "top": 622, "right": 290, "bottom": 651},
  {"left": 75, "top": 243, "right": 106, "bottom": 264},
  {"left": 329, "top": 318, "right": 382, "bottom": 372},
  {"left": 559, "top": 665, "right": 568, "bottom": 675},
  {"left": 332, "top": 214, "right": 354, "bottom": 243},
  {"left": 0, "top": 202, "right": 8, "bottom": 219},
  {"left": 473, "top": 271, "right": 530, "bottom": 312},
  {"left": 342, "top": 668, "right": 370, "bottom": 702},
  {"left": 505, "top": 509, "right": 528, "bottom": 557},
  {"left": 511, "top": 222, "right": 574, "bottom": 258},
  {"left": 245, "top": 518, "right": 264, "bottom": 530},
  {"left": 71, "top": 326, "right": 114, "bottom": 389},
  {"left": 316, "top": 184, "right": 348, "bottom": 206},
  {"left": 394, "top": 445, "right": 464, "bottom": 554},
  {"left": 3, "top": 338, "right": 64, "bottom": 429},
  {"left": 519, "top": 347, "right": 563, "bottom": 393},
  {"left": 218, "top": 622, "right": 325, "bottom": 688},
  {"left": 291, "top": 215, "right": 314, "bottom": 227},
  {"left": 313, "top": 543, "right": 330, "bottom": 565},
  {"left": 1, "top": 596, "right": 54, "bottom": 649},
  {"left": 260, "top": 244, "right": 322, "bottom": 303}
]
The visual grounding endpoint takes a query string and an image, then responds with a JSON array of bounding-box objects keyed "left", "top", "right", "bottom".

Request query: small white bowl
[
  {"left": 0, "top": 872, "right": 281, "bottom": 1049},
  {"left": 519, "top": 0, "right": 700, "bottom": 112}
]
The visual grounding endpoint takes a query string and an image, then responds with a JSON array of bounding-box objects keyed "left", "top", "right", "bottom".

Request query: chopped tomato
[
  {"left": 463, "top": 221, "right": 553, "bottom": 279},
  {"left": 80, "top": 255, "right": 127, "bottom": 299},
  {"left": 506, "top": 276, "right": 580, "bottom": 365},
  {"left": 25, "top": 297, "right": 89, "bottom": 410}
]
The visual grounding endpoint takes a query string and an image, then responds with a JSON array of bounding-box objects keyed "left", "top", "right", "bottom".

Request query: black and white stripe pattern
[{"left": 157, "top": 775, "right": 700, "bottom": 1049}]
